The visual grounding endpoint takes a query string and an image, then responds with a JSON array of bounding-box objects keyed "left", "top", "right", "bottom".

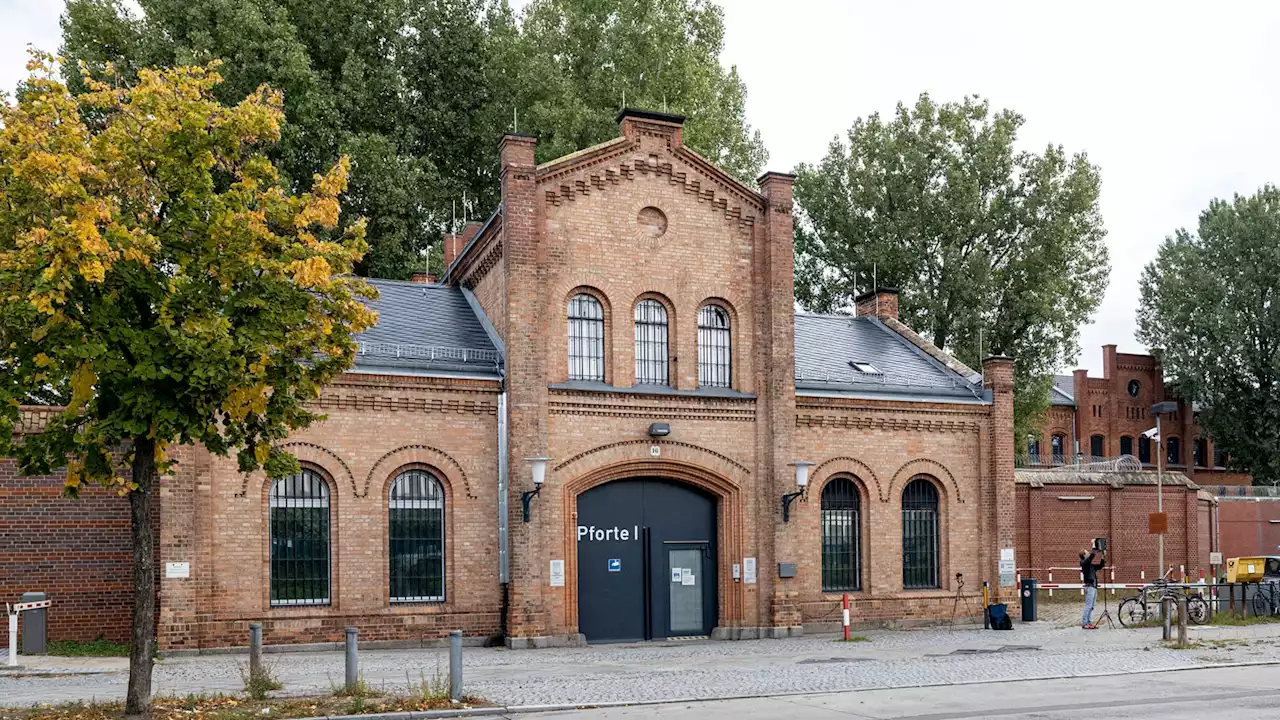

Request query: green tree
[
  {"left": 505, "top": 0, "right": 767, "bottom": 181},
  {"left": 0, "top": 56, "right": 375, "bottom": 713},
  {"left": 1137, "top": 187, "right": 1280, "bottom": 484},
  {"left": 794, "top": 94, "right": 1110, "bottom": 438}
]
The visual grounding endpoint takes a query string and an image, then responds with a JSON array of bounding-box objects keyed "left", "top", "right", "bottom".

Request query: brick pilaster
[
  {"left": 499, "top": 133, "right": 550, "bottom": 642},
  {"left": 983, "top": 355, "right": 1016, "bottom": 602},
  {"left": 758, "top": 171, "right": 800, "bottom": 630}
]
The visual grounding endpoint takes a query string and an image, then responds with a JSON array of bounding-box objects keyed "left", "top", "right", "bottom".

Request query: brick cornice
[
  {"left": 549, "top": 390, "right": 756, "bottom": 422},
  {"left": 796, "top": 413, "right": 982, "bottom": 434},
  {"left": 553, "top": 438, "right": 751, "bottom": 477}
]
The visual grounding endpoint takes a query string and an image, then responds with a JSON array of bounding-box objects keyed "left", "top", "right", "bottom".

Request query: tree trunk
[{"left": 125, "top": 436, "right": 157, "bottom": 716}]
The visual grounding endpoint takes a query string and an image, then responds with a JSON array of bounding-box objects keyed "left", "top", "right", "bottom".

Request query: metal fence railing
[{"left": 1016, "top": 454, "right": 1144, "bottom": 472}]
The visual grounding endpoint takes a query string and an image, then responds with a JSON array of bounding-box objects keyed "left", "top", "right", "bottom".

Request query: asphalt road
[{"left": 524, "top": 664, "right": 1280, "bottom": 719}]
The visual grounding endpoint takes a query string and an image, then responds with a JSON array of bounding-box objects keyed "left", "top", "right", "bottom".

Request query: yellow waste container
[{"left": 1226, "top": 556, "right": 1267, "bottom": 583}]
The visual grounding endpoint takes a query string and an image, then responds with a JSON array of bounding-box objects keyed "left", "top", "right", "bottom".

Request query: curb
[{"left": 289, "top": 658, "right": 1280, "bottom": 719}]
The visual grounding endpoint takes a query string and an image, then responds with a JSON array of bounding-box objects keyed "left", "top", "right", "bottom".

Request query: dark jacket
[{"left": 1081, "top": 552, "right": 1105, "bottom": 587}]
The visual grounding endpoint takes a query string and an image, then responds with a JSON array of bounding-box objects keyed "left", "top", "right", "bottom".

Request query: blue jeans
[{"left": 1082, "top": 586, "right": 1097, "bottom": 626}]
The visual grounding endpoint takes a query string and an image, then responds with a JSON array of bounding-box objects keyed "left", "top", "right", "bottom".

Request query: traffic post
[{"left": 842, "top": 593, "right": 851, "bottom": 641}]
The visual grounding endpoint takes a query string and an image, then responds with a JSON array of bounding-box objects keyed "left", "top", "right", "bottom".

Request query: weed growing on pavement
[
  {"left": 330, "top": 675, "right": 384, "bottom": 698},
  {"left": 0, "top": 692, "right": 489, "bottom": 720},
  {"left": 406, "top": 667, "right": 450, "bottom": 702},
  {"left": 832, "top": 636, "right": 871, "bottom": 642},
  {"left": 238, "top": 660, "right": 284, "bottom": 699}
]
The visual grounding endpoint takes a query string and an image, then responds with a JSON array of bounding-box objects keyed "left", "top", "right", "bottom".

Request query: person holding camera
[{"left": 1080, "top": 543, "right": 1106, "bottom": 629}]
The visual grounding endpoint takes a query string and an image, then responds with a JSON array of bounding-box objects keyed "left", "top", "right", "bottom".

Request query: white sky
[{"left": 4, "top": 0, "right": 1279, "bottom": 374}]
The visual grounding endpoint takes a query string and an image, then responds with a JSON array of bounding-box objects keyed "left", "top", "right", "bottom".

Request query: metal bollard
[
  {"left": 344, "top": 627, "right": 358, "bottom": 690},
  {"left": 249, "top": 623, "right": 263, "bottom": 677},
  {"left": 1162, "top": 598, "right": 1171, "bottom": 641},
  {"left": 1177, "top": 595, "right": 1188, "bottom": 645},
  {"left": 449, "top": 630, "right": 463, "bottom": 702}
]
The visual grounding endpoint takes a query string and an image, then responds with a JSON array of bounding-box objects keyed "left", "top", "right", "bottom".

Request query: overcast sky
[{"left": 3, "top": 1, "right": 1278, "bottom": 374}]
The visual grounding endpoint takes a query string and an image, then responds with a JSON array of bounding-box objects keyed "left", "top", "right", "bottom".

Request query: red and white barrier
[{"left": 7, "top": 600, "right": 52, "bottom": 667}]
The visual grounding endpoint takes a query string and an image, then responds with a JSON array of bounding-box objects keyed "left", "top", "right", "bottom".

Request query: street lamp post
[{"left": 1150, "top": 402, "right": 1179, "bottom": 577}]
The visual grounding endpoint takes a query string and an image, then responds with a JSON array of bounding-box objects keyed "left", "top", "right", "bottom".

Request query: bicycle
[
  {"left": 1117, "top": 570, "right": 1209, "bottom": 627},
  {"left": 1250, "top": 579, "right": 1280, "bottom": 617}
]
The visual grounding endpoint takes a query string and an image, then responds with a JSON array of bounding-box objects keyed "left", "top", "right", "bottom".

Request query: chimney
[
  {"left": 409, "top": 272, "right": 436, "bottom": 285},
  {"left": 1102, "top": 344, "right": 1117, "bottom": 381},
  {"left": 855, "top": 288, "right": 899, "bottom": 321},
  {"left": 617, "top": 108, "right": 685, "bottom": 147},
  {"left": 444, "top": 220, "right": 484, "bottom": 269}
]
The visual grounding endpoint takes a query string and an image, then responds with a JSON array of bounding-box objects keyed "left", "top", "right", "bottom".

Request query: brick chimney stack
[
  {"left": 409, "top": 272, "right": 436, "bottom": 284},
  {"left": 443, "top": 220, "right": 484, "bottom": 270},
  {"left": 617, "top": 108, "right": 685, "bottom": 146},
  {"left": 855, "top": 288, "right": 900, "bottom": 321}
]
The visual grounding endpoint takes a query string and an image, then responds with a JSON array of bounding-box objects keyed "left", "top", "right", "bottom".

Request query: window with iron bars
[
  {"left": 389, "top": 469, "right": 445, "bottom": 603},
  {"left": 821, "top": 477, "right": 861, "bottom": 592},
  {"left": 697, "top": 304, "right": 731, "bottom": 388},
  {"left": 634, "top": 299, "right": 669, "bottom": 385},
  {"left": 568, "top": 293, "right": 605, "bottom": 382},
  {"left": 902, "top": 477, "right": 940, "bottom": 590},
  {"left": 270, "top": 469, "right": 331, "bottom": 606}
]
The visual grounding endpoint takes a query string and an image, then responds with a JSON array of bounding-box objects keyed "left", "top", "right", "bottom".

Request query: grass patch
[
  {"left": 44, "top": 637, "right": 129, "bottom": 657},
  {"left": 237, "top": 660, "right": 284, "bottom": 700},
  {"left": 1205, "top": 612, "right": 1280, "bottom": 627},
  {"left": 0, "top": 691, "right": 489, "bottom": 720},
  {"left": 832, "top": 635, "right": 871, "bottom": 643},
  {"left": 330, "top": 675, "right": 384, "bottom": 699}
]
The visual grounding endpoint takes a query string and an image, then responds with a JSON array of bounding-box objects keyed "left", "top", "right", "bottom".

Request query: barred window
[
  {"left": 1167, "top": 437, "right": 1181, "bottom": 466},
  {"left": 1120, "top": 435, "right": 1134, "bottom": 457},
  {"left": 1214, "top": 443, "right": 1225, "bottom": 468},
  {"left": 821, "top": 478, "right": 861, "bottom": 592},
  {"left": 634, "top": 299, "right": 669, "bottom": 385},
  {"left": 697, "top": 304, "right": 731, "bottom": 388},
  {"left": 270, "top": 469, "right": 331, "bottom": 606},
  {"left": 1051, "top": 434, "right": 1066, "bottom": 465},
  {"left": 1138, "top": 435, "right": 1152, "bottom": 464},
  {"left": 389, "top": 469, "right": 445, "bottom": 603},
  {"left": 568, "top": 294, "right": 605, "bottom": 382},
  {"left": 902, "top": 478, "right": 940, "bottom": 590},
  {"left": 1194, "top": 438, "right": 1207, "bottom": 467},
  {"left": 1090, "top": 435, "right": 1105, "bottom": 458}
]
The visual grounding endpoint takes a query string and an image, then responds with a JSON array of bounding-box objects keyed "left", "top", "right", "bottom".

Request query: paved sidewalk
[{"left": 2, "top": 622, "right": 1278, "bottom": 708}]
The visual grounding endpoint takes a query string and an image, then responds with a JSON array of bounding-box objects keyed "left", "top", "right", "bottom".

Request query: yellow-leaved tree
[{"left": 0, "top": 53, "right": 376, "bottom": 713}]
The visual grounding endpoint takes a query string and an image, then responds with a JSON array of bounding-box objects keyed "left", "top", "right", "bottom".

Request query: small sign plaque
[
  {"left": 743, "top": 557, "right": 757, "bottom": 584},
  {"left": 998, "top": 548, "right": 1016, "bottom": 587},
  {"left": 1209, "top": 552, "right": 1223, "bottom": 565},
  {"left": 549, "top": 559, "right": 565, "bottom": 587},
  {"left": 165, "top": 562, "right": 190, "bottom": 579},
  {"left": 608, "top": 558, "right": 622, "bottom": 572},
  {"left": 1149, "top": 512, "right": 1168, "bottom": 534}
]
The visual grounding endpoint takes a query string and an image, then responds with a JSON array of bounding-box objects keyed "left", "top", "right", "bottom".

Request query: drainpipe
[{"left": 498, "top": 388, "right": 510, "bottom": 639}]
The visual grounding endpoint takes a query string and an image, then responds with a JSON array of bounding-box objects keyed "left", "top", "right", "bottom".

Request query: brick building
[
  {"left": 3, "top": 110, "right": 1020, "bottom": 651},
  {"left": 1028, "top": 345, "right": 1251, "bottom": 486}
]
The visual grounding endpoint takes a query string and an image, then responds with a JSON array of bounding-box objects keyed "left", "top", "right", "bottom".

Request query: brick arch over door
[
  {"left": 559, "top": 456, "right": 746, "bottom": 632},
  {"left": 812, "top": 456, "right": 884, "bottom": 503},
  {"left": 886, "top": 458, "right": 964, "bottom": 504}
]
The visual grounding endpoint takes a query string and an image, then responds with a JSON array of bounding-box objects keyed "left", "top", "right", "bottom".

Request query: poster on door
[{"left": 743, "top": 557, "right": 757, "bottom": 584}]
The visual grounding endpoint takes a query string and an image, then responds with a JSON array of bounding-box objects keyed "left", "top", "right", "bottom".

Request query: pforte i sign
[{"left": 578, "top": 525, "right": 639, "bottom": 542}]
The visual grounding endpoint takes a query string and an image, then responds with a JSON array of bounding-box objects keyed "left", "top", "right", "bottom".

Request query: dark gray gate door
[{"left": 576, "top": 478, "right": 716, "bottom": 643}]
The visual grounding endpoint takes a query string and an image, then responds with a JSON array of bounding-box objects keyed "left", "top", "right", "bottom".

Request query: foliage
[
  {"left": 58, "top": 0, "right": 768, "bottom": 280},
  {"left": 794, "top": 93, "right": 1110, "bottom": 438},
  {"left": 500, "top": 0, "right": 768, "bottom": 182},
  {"left": 0, "top": 691, "right": 488, "bottom": 720},
  {"left": 46, "top": 637, "right": 130, "bottom": 657},
  {"left": 239, "top": 661, "right": 285, "bottom": 699},
  {"left": 1137, "top": 186, "right": 1280, "bottom": 484},
  {"left": 0, "top": 53, "right": 374, "bottom": 712}
]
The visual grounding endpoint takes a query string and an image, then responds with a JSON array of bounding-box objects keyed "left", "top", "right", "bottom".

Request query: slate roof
[
  {"left": 351, "top": 279, "right": 503, "bottom": 377},
  {"left": 793, "top": 314, "right": 986, "bottom": 402},
  {"left": 1051, "top": 374, "right": 1076, "bottom": 406}
]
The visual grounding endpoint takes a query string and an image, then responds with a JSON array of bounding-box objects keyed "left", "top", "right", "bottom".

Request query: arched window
[
  {"left": 1138, "top": 435, "right": 1152, "bottom": 464},
  {"left": 1051, "top": 434, "right": 1066, "bottom": 465},
  {"left": 389, "top": 469, "right": 446, "bottom": 602},
  {"left": 1167, "top": 437, "right": 1181, "bottom": 466},
  {"left": 697, "top": 304, "right": 731, "bottom": 388},
  {"left": 902, "top": 478, "right": 940, "bottom": 589},
  {"left": 270, "top": 469, "right": 331, "bottom": 606},
  {"left": 634, "top": 299, "right": 669, "bottom": 385},
  {"left": 821, "top": 478, "right": 861, "bottom": 592},
  {"left": 1090, "top": 435, "right": 1105, "bottom": 459},
  {"left": 1120, "top": 435, "right": 1134, "bottom": 457},
  {"left": 1194, "top": 438, "right": 1207, "bottom": 467},
  {"left": 568, "top": 294, "right": 605, "bottom": 382}
]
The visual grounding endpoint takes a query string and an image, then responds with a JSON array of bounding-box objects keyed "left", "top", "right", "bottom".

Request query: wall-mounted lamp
[
  {"left": 522, "top": 457, "right": 550, "bottom": 523},
  {"left": 648, "top": 422, "right": 671, "bottom": 437},
  {"left": 782, "top": 461, "right": 815, "bottom": 522}
]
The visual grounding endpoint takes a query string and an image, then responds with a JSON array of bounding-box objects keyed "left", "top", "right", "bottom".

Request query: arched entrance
[{"left": 575, "top": 478, "right": 718, "bottom": 642}]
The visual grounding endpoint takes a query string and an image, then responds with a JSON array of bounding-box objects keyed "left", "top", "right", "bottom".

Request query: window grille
[
  {"left": 1090, "top": 435, "right": 1105, "bottom": 458},
  {"left": 270, "top": 469, "right": 330, "bottom": 606},
  {"left": 389, "top": 469, "right": 445, "bottom": 603},
  {"left": 697, "top": 305, "right": 731, "bottom": 388},
  {"left": 1194, "top": 438, "right": 1207, "bottom": 467},
  {"left": 1138, "top": 435, "right": 1152, "bottom": 464},
  {"left": 634, "top": 299, "right": 669, "bottom": 385},
  {"left": 1051, "top": 434, "right": 1066, "bottom": 465},
  {"left": 1214, "top": 444, "right": 1225, "bottom": 468},
  {"left": 568, "top": 294, "right": 605, "bottom": 381},
  {"left": 1167, "top": 437, "right": 1181, "bottom": 465},
  {"left": 1120, "top": 435, "right": 1134, "bottom": 457},
  {"left": 902, "top": 478, "right": 940, "bottom": 590},
  {"left": 821, "top": 478, "right": 861, "bottom": 592}
]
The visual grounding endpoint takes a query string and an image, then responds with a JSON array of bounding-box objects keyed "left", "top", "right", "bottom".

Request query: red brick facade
[
  {"left": 4, "top": 111, "right": 1023, "bottom": 651},
  {"left": 1031, "top": 346, "right": 1251, "bottom": 487}
]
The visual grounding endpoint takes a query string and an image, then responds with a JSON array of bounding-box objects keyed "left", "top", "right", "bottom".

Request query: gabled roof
[
  {"left": 1051, "top": 374, "right": 1076, "bottom": 406},
  {"left": 794, "top": 314, "right": 986, "bottom": 403},
  {"left": 352, "top": 279, "right": 502, "bottom": 378}
]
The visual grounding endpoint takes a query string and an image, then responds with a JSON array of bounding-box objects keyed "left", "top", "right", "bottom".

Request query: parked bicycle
[
  {"left": 1250, "top": 579, "right": 1280, "bottom": 618},
  {"left": 1117, "top": 570, "right": 1208, "bottom": 627}
]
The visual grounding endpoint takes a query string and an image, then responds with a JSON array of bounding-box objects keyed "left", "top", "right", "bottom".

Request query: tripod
[
  {"left": 949, "top": 573, "right": 976, "bottom": 631},
  {"left": 1090, "top": 551, "right": 1114, "bottom": 629}
]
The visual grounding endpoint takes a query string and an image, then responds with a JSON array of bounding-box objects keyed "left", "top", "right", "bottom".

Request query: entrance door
[{"left": 576, "top": 479, "right": 716, "bottom": 642}]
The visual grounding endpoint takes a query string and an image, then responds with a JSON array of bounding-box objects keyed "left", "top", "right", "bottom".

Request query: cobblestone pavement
[{"left": 3, "top": 622, "right": 1278, "bottom": 708}]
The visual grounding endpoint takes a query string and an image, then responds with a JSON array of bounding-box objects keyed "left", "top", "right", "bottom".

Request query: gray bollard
[
  {"left": 249, "top": 623, "right": 263, "bottom": 677},
  {"left": 1177, "top": 595, "right": 1188, "bottom": 646},
  {"left": 449, "top": 630, "right": 463, "bottom": 702},
  {"left": 345, "top": 627, "right": 359, "bottom": 690},
  {"left": 1162, "top": 598, "right": 1171, "bottom": 640}
]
